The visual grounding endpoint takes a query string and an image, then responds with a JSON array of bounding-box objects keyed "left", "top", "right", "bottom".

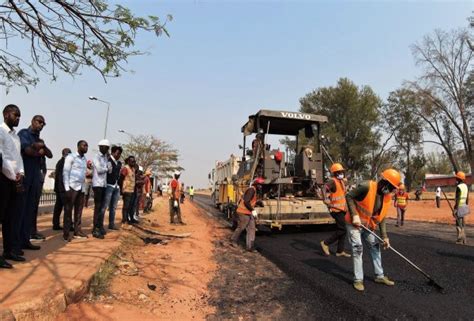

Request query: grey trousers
[
  {"left": 396, "top": 207, "right": 406, "bottom": 226},
  {"left": 230, "top": 213, "right": 256, "bottom": 249}
]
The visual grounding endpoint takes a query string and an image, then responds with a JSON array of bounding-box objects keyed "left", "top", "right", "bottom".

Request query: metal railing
[{"left": 39, "top": 192, "right": 56, "bottom": 205}]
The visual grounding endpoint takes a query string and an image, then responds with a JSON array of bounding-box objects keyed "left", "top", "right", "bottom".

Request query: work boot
[
  {"left": 353, "top": 281, "right": 365, "bottom": 292},
  {"left": 336, "top": 251, "right": 351, "bottom": 258},
  {"left": 92, "top": 229, "right": 104, "bottom": 239},
  {"left": 375, "top": 276, "right": 395, "bottom": 286},
  {"left": 320, "top": 240, "right": 330, "bottom": 256}
]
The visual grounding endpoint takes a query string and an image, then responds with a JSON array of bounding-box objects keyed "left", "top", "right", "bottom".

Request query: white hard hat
[
  {"left": 98, "top": 139, "right": 110, "bottom": 147},
  {"left": 174, "top": 170, "right": 181, "bottom": 176},
  {"left": 139, "top": 166, "right": 144, "bottom": 171}
]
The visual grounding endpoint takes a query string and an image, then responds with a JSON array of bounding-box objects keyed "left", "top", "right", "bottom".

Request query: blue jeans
[
  {"left": 346, "top": 224, "right": 384, "bottom": 282},
  {"left": 101, "top": 185, "right": 120, "bottom": 228}
]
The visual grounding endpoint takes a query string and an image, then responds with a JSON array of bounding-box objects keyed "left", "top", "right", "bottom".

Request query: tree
[
  {"left": 0, "top": 1, "right": 172, "bottom": 91},
  {"left": 425, "top": 152, "right": 454, "bottom": 175},
  {"left": 382, "top": 88, "right": 423, "bottom": 190},
  {"left": 122, "top": 134, "right": 182, "bottom": 180},
  {"left": 299, "top": 78, "right": 382, "bottom": 177},
  {"left": 410, "top": 28, "right": 473, "bottom": 174}
]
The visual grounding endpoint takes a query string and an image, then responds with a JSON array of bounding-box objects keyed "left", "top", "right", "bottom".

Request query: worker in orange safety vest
[{"left": 394, "top": 184, "right": 409, "bottom": 227}]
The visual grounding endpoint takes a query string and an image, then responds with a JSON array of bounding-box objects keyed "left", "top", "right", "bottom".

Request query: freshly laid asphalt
[{"left": 195, "top": 195, "right": 474, "bottom": 320}]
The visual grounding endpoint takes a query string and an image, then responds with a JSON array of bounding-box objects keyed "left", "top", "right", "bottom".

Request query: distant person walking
[
  {"left": 0, "top": 104, "right": 25, "bottom": 267},
  {"left": 320, "top": 163, "right": 350, "bottom": 258},
  {"left": 435, "top": 186, "right": 441, "bottom": 208},
  {"left": 189, "top": 185, "right": 195, "bottom": 202},
  {"left": 52, "top": 148, "right": 71, "bottom": 230},
  {"left": 394, "top": 184, "right": 409, "bottom": 227},
  {"left": 102, "top": 145, "right": 122, "bottom": 230},
  {"left": 92, "top": 139, "right": 110, "bottom": 239},
  {"left": 454, "top": 172, "right": 469, "bottom": 245},
  {"left": 63, "top": 140, "right": 88, "bottom": 241}
]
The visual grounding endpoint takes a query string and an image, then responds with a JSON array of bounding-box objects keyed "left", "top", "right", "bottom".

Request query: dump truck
[{"left": 211, "top": 109, "right": 334, "bottom": 229}]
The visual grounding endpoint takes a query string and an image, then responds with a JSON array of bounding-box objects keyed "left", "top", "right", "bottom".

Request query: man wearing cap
[
  {"left": 345, "top": 168, "right": 401, "bottom": 292},
  {"left": 454, "top": 171, "right": 469, "bottom": 245},
  {"left": 169, "top": 171, "right": 185, "bottom": 224},
  {"left": 92, "top": 139, "right": 110, "bottom": 239},
  {"left": 230, "top": 177, "right": 264, "bottom": 252}
]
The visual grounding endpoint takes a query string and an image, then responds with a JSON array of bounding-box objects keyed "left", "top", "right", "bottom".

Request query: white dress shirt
[
  {"left": 63, "top": 152, "right": 87, "bottom": 192},
  {"left": 92, "top": 152, "right": 108, "bottom": 187},
  {"left": 0, "top": 122, "right": 24, "bottom": 181}
]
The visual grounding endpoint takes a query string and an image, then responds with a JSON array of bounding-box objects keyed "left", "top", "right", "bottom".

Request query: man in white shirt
[
  {"left": 0, "top": 105, "right": 25, "bottom": 267},
  {"left": 63, "top": 140, "right": 88, "bottom": 242},
  {"left": 92, "top": 139, "right": 110, "bottom": 239}
]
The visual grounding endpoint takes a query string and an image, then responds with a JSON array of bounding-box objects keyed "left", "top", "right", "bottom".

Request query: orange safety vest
[
  {"left": 395, "top": 192, "right": 408, "bottom": 209},
  {"left": 236, "top": 186, "right": 257, "bottom": 215},
  {"left": 345, "top": 181, "right": 392, "bottom": 230},
  {"left": 169, "top": 179, "right": 181, "bottom": 199},
  {"left": 328, "top": 177, "right": 347, "bottom": 213}
]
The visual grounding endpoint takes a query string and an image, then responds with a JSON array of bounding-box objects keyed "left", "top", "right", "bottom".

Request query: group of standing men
[{"left": 0, "top": 104, "right": 153, "bottom": 269}]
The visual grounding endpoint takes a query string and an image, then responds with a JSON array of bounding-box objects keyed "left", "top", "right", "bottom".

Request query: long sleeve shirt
[
  {"left": 63, "top": 152, "right": 87, "bottom": 192},
  {"left": 346, "top": 181, "right": 388, "bottom": 238},
  {"left": 0, "top": 122, "right": 24, "bottom": 181},
  {"left": 92, "top": 152, "right": 108, "bottom": 187}
]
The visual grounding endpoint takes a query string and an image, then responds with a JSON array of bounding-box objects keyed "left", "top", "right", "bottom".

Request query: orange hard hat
[
  {"left": 330, "top": 163, "right": 344, "bottom": 173},
  {"left": 455, "top": 171, "right": 466, "bottom": 181},
  {"left": 381, "top": 168, "right": 401, "bottom": 188},
  {"left": 399, "top": 184, "right": 405, "bottom": 190}
]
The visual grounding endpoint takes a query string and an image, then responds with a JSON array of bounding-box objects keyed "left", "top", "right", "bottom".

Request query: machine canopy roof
[{"left": 241, "top": 109, "right": 328, "bottom": 136}]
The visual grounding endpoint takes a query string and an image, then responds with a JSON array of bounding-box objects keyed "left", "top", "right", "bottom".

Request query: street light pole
[{"left": 89, "top": 96, "right": 111, "bottom": 139}]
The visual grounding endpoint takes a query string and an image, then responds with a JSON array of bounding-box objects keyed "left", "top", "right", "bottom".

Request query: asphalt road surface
[{"left": 194, "top": 195, "right": 474, "bottom": 320}]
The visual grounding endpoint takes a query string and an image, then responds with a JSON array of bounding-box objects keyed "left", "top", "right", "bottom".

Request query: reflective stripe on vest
[
  {"left": 396, "top": 192, "right": 408, "bottom": 208},
  {"left": 237, "top": 186, "right": 257, "bottom": 215},
  {"left": 345, "top": 181, "right": 392, "bottom": 230},
  {"left": 458, "top": 183, "right": 468, "bottom": 206},
  {"left": 329, "top": 178, "right": 347, "bottom": 212}
]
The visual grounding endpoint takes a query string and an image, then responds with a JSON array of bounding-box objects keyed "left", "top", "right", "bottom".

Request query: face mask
[{"left": 336, "top": 174, "right": 344, "bottom": 180}]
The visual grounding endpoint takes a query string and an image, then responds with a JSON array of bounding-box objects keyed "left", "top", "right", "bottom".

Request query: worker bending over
[
  {"left": 230, "top": 177, "right": 264, "bottom": 252},
  {"left": 345, "top": 168, "right": 401, "bottom": 292}
]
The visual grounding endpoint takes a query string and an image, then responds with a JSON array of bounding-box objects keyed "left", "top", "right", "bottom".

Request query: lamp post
[
  {"left": 118, "top": 129, "right": 134, "bottom": 139},
  {"left": 89, "top": 96, "right": 110, "bottom": 139}
]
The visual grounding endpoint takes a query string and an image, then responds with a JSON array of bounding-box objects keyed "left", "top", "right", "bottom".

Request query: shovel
[{"left": 359, "top": 225, "right": 444, "bottom": 292}]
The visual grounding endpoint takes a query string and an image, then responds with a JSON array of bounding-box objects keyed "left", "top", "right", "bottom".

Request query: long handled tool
[
  {"left": 359, "top": 225, "right": 444, "bottom": 291},
  {"left": 442, "top": 191, "right": 456, "bottom": 217}
]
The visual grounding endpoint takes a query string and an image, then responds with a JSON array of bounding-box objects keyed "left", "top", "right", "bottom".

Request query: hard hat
[
  {"left": 98, "top": 139, "right": 110, "bottom": 147},
  {"left": 455, "top": 171, "right": 466, "bottom": 181},
  {"left": 174, "top": 170, "right": 181, "bottom": 176},
  {"left": 330, "top": 163, "right": 344, "bottom": 173},
  {"left": 253, "top": 177, "right": 265, "bottom": 185},
  {"left": 380, "top": 168, "right": 401, "bottom": 188},
  {"left": 399, "top": 184, "right": 405, "bottom": 190},
  {"left": 138, "top": 166, "right": 144, "bottom": 172}
]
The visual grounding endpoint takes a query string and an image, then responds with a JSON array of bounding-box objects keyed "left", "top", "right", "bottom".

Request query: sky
[{"left": 0, "top": 0, "right": 472, "bottom": 188}]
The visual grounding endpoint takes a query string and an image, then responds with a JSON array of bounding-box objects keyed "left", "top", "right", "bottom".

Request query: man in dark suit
[{"left": 52, "top": 148, "right": 71, "bottom": 230}]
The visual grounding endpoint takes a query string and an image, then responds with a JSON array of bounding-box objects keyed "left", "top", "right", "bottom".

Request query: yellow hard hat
[{"left": 381, "top": 168, "right": 401, "bottom": 188}]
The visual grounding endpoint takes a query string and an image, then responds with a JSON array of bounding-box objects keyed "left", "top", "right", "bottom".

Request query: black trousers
[
  {"left": 92, "top": 187, "right": 106, "bottom": 229},
  {"left": 0, "top": 173, "right": 22, "bottom": 255},
  {"left": 122, "top": 192, "right": 134, "bottom": 223},
  {"left": 52, "top": 192, "right": 65, "bottom": 228},
  {"left": 19, "top": 178, "right": 41, "bottom": 245},
  {"left": 436, "top": 196, "right": 441, "bottom": 208},
  {"left": 324, "top": 211, "right": 347, "bottom": 253},
  {"left": 63, "top": 190, "right": 85, "bottom": 238}
]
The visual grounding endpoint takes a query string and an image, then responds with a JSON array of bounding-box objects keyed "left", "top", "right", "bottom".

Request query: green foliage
[
  {"left": 382, "top": 88, "right": 423, "bottom": 190},
  {"left": 0, "top": 1, "right": 172, "bottom": 91},
  {"left": 425, "top": 152, "right": 454, "bottom": 175},
  {"left": 122, "top": 134, "right": 183, "bottom": 179},
  {"left": 298, "top": 78, "right": 382, "bottom": 176}
]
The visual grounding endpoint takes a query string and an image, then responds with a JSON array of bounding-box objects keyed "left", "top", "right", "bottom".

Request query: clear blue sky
[{"left": 0, "top": 0, "right": 471, "bottom": 188}]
